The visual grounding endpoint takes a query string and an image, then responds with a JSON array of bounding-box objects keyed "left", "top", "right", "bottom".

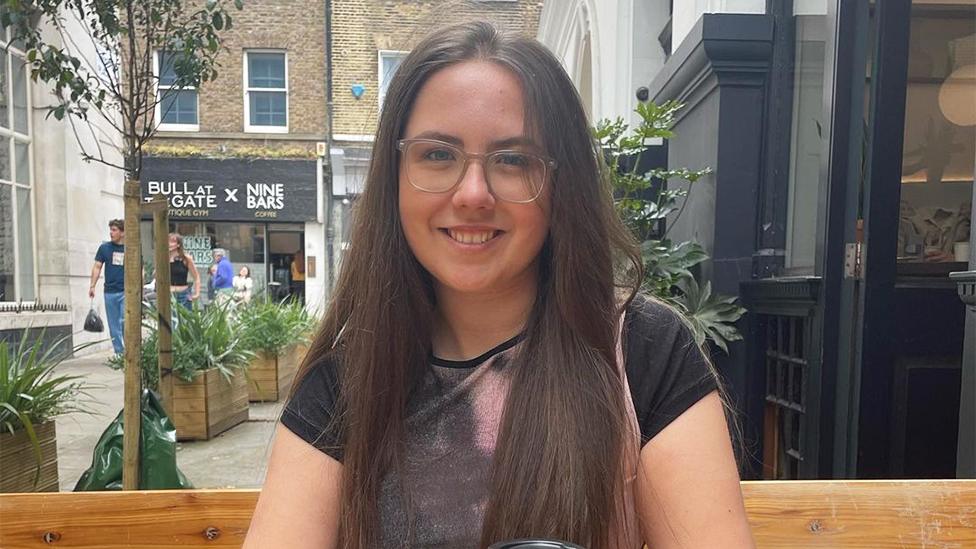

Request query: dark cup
[{"left": 488, "top": 540, "right": 586, "bottom": 549}]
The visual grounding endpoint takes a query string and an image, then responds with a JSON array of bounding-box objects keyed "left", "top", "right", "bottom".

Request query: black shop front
[{"left": 139, "top": 156, "right": 321, "bottom": 305}]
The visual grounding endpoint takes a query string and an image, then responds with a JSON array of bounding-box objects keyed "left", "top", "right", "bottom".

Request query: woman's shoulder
[{"left": 624, "top": 293, "right": 693, "bottom": 340}]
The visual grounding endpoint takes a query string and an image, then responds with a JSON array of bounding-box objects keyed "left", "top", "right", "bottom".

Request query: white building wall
[
  {"left": 672, "top": 0, "right": 766, "bottom": 53},
  {"left": 31, "top": 11, "right": 123, "bottom": 354},
  {"left": 537, "top": 0, "right": 671, "bottom": 128}
]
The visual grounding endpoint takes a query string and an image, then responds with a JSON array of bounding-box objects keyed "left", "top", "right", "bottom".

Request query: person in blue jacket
[{"left": 212, "top": 248, "right": 234, "bottom": 305}]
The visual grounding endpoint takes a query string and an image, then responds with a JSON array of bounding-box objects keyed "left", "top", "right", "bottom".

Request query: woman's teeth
[{"left": 447, "top": 229, "right": 497, "bottom": 244}]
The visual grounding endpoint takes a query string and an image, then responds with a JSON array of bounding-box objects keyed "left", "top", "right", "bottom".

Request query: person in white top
[{"left": 232, "top": 266, "right": 254, "bottom": 304}]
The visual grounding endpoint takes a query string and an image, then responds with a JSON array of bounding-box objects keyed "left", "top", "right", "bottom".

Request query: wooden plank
[
  {"left": 741, "top": 480, "right": 976, "bottom": 548},
  {"left": 172, "top": 378, "right": 206, "bottom": 399},
  {"left": 0, "top": 490, "right": 259, "bottom": 547},
  {"left": 1, "top": 481, "right": 974, "bottom": 547}
]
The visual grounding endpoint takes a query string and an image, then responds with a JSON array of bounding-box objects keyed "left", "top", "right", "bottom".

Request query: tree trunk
[
  {"left": 153, "top": 205, "right": 173, "bottom": 412},
  {"left": 122, "top": 180, "right": 143, "bottom": 490}
]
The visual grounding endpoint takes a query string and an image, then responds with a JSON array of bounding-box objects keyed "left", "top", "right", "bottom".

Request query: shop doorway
[
  {"left": 267, "top": 226, "right": 305, "bottom": 305},
  {"left": 840, "top": 0, "right": 973, "bottom": 479}
]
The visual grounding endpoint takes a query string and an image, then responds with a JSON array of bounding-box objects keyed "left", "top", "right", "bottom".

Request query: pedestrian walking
[
  {"left": 246, "top": 21, "right": 752, "bottom": 549},
  {"left": 89, "top": 219, "right": 125, "bottom": 355},
  {"left": 212, "top": 248, "right": 234, "bottom": 306}
]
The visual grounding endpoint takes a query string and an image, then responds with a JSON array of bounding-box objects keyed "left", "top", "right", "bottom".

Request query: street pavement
[{"left": 54, "top": 352, "right": 281, "bottom": 491}]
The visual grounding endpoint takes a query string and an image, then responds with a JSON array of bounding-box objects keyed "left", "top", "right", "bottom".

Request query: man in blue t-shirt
[{"left": 89, "top": 219, "right": 126, "bottom": 354}]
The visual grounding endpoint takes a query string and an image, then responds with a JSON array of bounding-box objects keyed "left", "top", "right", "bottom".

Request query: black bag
[{"left": 84, "top": 301, "right": 104, "bottom": 333}]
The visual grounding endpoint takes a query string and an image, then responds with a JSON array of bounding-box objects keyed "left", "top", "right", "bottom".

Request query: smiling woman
[{"left": 245, "top": 21, "right": 754, "bottom": 549}]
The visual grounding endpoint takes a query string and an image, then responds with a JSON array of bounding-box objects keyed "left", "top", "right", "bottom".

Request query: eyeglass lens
[{"left": 402, "top": 141, "right": 546, "bottom": 202}]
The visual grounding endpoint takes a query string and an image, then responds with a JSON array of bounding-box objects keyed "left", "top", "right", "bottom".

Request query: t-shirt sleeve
[
  {"left": 624, "top": 295, "right": 720, "bottom": 447},
  {"left": 280, "top": 353, "right": 344, "bottom": 461},
  {"left": 94, "top": 243, "right": 107, "bottom": 263}
]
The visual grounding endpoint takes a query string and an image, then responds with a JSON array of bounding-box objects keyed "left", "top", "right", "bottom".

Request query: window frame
[
  {"left": 0, "top": 36, "right": 37, "bottom": 304},
  {"left": 244, "top": 49, "right": 289, "bottom": 134},
  {"left": 377, "top": 50, "right": 408, "bottom": 109},
  {"left": 153, "top": 50, "right": 200, "bottom": 132}
]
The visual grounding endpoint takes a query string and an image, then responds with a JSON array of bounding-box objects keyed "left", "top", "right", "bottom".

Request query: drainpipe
[{"left": 324, "top": 0, "right": 336, "bottom": 294}]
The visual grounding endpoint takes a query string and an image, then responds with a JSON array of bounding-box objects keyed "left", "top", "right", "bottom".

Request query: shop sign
[
  {"left": 141, "top": 157, "right": 317, "bottom": 222},
  {"left": 182, "top": 235, "right": 213, "bottom": 267}
]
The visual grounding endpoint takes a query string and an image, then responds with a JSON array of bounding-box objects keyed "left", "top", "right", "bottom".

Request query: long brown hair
[
  {"left": 168, "top": 232, "right": 190, "bottom": 263},
  {"left": 297, "top": 21, "right": 643, "bottom": 548}
]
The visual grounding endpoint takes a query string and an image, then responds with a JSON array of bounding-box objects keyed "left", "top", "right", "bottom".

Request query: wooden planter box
[
  {"left": 0, "top": 421, "right": 59, "bottom": 493},
  {"left": 247, "top": 344, "right": 308, "bottom": 402},
  {"left": 172, "top": 369, "right": 249, "bottom": 441}
]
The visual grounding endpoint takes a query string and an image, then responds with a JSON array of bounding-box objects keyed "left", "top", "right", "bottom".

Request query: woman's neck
[{"left": 431, "top": 277, "right": 537, "bottom": 361}]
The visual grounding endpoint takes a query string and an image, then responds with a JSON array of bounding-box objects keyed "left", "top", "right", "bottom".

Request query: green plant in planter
[
  {"left": 1, "top": 334, "right": 95, "bottom": 486},
  {"left": 109, "top": 301, "right": 253, "bottom": 384},
  {"left": 237, "top": 298, "right": 315, "bottom": 357},
  {"left": 595, "top": 100, "right": 746, "bottom": 353}
]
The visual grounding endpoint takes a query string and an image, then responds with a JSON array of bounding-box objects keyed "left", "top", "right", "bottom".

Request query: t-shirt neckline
[{"left": 429, "top": 332, "right": 524, "bottom": 369}]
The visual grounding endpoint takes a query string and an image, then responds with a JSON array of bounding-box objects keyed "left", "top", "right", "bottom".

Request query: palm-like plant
[
  {"left": 237, "top": 298, "right": 315, "bottom": 357},
  {"left": 1, "top": 334, "right": 95, "bottom": 486},
  {"left": 595, "top": 100, "right": 746, "bottom": 352},
  {"left": 109, "top": 301, "right": 254, "bottom": 385}
]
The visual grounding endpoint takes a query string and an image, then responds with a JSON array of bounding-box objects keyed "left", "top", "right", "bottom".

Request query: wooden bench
[{"left": 1, "top": 480, "right": 973, "bottom": 547}]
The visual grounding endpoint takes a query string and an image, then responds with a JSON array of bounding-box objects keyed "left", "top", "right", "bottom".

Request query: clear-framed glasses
[{"left": 396, "top": 138, "right": 556, "bottom": 203}]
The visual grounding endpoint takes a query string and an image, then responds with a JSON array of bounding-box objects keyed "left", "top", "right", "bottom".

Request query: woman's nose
[{"left": 452, "top": 160, "right": 495, "bottom": 209}]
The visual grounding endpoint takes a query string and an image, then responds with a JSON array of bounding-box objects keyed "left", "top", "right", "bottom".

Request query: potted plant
[
  {"left": 237, "top": 299, "right": 315, "bottom": 402},
  {"left": 111, "top": 303, "right": 253, "bottom": 441},
  {"left": 595, "top": 100, "right": 746, "bottom": 353},
  {"left": 1, "top": 334, "right": 92, "bottom": 492}
]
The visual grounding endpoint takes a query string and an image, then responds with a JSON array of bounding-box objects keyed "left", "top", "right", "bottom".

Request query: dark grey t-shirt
[{"left": 280, "top": 295, "right": 718, "bottom": 546}]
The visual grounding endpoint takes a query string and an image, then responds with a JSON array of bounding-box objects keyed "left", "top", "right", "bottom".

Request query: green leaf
[{"left": 212, "top": 12, "right": 223, "bottom": 31}]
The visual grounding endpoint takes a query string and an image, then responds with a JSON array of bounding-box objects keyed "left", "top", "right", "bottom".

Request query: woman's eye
[
  {"left": 496, "top": 153, "right": 530, "bottom": 167},
  {"left": 423, "top": 148, "right": 455, "bottom": 162}
]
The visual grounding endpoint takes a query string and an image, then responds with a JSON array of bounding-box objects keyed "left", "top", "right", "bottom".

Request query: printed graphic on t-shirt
[{"left": 112, "top": 252, "right": 124, "bottom": 266}]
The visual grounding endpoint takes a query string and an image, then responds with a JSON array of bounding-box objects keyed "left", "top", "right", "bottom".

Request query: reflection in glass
[
  {"left": 898, "top": 7, "right": 974, "bottom": 264},
  {"left": 0, "top": 185, "right": 14, "bottom": 301},
  {"left": 0, "top": 136, "right": 10, "bottom": 181},
  {"left": 16, "top": 187, "right": 33, "bottom": 300},
  {"left": 14, "top": 140, "right": 28, "bottom": 185},
  {"left": 0, "top": 53, "right": 7, "bottom": 129},
  {"left": 12, "top": 55, "right": 27, "bottom": 134},
  {"left": 785, "top": 5, "right": 830, "bottom": 272}
]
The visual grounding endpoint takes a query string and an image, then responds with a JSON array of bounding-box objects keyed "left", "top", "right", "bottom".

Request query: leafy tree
[
  {"left": 595, "top": 100, "right": 746, "bottom": 353},
  {"left": 1, "top": 0, "right": 242, "bottom": 488}
]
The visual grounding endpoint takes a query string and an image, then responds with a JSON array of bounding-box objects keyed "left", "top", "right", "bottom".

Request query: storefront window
[
  {"left": 0, "top": 34, "right": 33, "bottom": 302},
  {"left": 897, "top": 2, "right": 974, "bottom": 266},
  {"left": 784, "top": 0, "right": 832, "bottom": 273}
]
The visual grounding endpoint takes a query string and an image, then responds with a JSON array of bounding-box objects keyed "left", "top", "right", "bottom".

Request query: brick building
[
  {"left": 142, "top": 0, "right": 331, "bottom": 313},
  {"left": 328, "top": 0, "right": 544, "bottom": 258}
]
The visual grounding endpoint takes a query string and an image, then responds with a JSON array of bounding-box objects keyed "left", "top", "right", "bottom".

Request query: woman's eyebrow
[
  {"left": 411, "top": 131, "right": 463, "bottom": 145},
  {"left": 407, "top": 131, "right": 538, "bottom": 150}
]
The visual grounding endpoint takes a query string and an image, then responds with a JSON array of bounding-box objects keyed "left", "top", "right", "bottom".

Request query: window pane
[
  {"left": 158, "top": 51, "right": 181, "bottom": 87},
  {"left": 160, "top": 90, "right": 198, "bottom": 125},
  {"left": 12, "top": 55, "right": 27, "bottom": 134},
  {"left": 380, "top": 53, "right": 404, "bottom": 98},
  {"left": 249, "top": 91, "right": 287, "bottom": 127},
  {"left": 0, "top": 185, "right": 13, "bottom": 301},
  {"left": 14, "top": 140, "right": 28, "bottom": 185},
  {"left": 248, "top": 53, "right": 285, "bottom": 89},
  {"left": 784, "top": 9, "right": 830, "bottom": 272},
  {"left": 0, "top": 53, "right": 8, "bottom": 129},
  {"left": 16, "top": 187, "right": 33, "bottom": 300},
  {"left": 0, "top": 136, "right": 10, "bottom": 181},
  {"left": 898, "top": 11, "right": 975, "bottom": 263}
]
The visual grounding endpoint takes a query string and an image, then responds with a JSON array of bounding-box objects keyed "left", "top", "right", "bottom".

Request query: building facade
[
  {"left": 328, "top": 0, "right": 544, "bottom": 270},
  {"left": 540, "top": 0, "right": 975, "bottom": 480},
  {"left": 143, "top": 0, "right": 330, "bottom": 314},
  {"left": 0, "top": 12, "right": 125, "bottom": 355}
]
